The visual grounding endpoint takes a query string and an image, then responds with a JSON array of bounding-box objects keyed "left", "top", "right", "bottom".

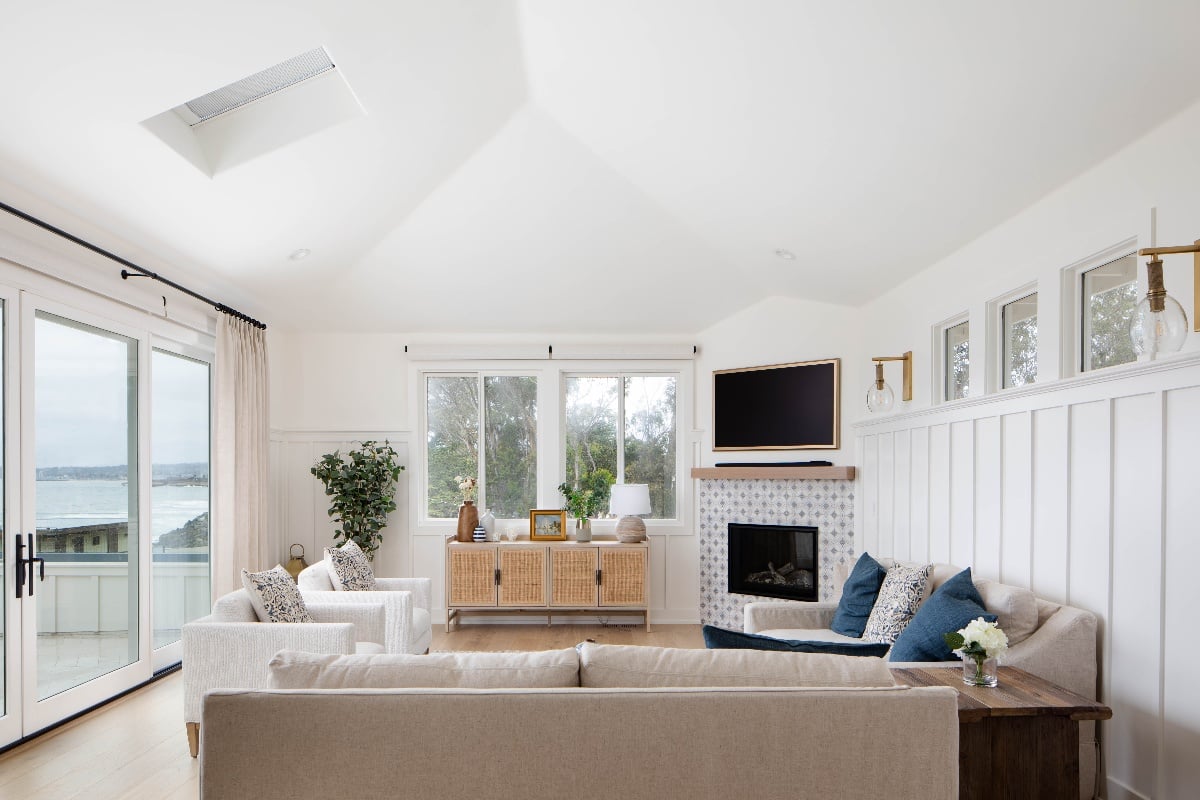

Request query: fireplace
[{"left": 727, "top": 523, "right": 818, "bottom": 602}]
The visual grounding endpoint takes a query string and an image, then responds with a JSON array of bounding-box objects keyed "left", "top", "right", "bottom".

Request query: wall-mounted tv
[{"left": 713, "top": 358, "right": 840, "bottom": 450}]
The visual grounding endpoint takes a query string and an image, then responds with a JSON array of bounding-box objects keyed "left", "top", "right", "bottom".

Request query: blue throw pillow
[
  {"left": 702, "top": 625, "right": 891, "bottom": 657},
  {"left": 830, "top": 552, "right": 887, "bottom": 637},
  {"left": 889, "top": 568, "right": 997, "bottom": 661}
]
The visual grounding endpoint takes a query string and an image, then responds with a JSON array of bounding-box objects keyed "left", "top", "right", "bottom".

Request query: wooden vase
[{"left": 457, "top": 501, "right": 478, "bottom": 542}]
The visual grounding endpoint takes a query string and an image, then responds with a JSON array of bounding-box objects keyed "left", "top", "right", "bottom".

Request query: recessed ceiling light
[
  {"left": 289, "top": 248, "right": 311, "bottom": 261},
  {"left": 775, "top": 249, "right": 796, "bottom": 260}
]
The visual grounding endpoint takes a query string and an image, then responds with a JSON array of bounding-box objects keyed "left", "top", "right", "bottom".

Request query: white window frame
[
  {"left": 986, "top": 282, "right": 1039, "bottom": 393},
  {"left": 1057, "top": 238, "right": 1138, "bottom": 379},
  {"left": 561, "top": 370, "right": 682, "bottom": 521},
  {"left": 932, "top": 312, "right": 970, "bottom": 404},
  {"left": 413, "top": 359, "right": 691, "bottom": 535}
]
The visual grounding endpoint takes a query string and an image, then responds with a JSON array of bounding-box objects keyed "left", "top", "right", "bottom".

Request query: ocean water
[{"left": 34, "top": 479, "right": 209, "bottom": 541}]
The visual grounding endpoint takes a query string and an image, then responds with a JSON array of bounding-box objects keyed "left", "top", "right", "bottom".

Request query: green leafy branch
[{"left": 310, "top": 440, "right": 404, "bottom": 560}]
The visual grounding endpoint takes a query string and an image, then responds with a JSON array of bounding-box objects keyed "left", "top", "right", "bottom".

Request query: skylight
[{"left": 173, "top": 48, "right": 336, "bottom": 126}]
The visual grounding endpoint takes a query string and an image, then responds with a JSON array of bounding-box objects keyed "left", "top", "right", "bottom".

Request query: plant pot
[
  {"left": 962, "top": 655, "right": 998, "bottom": 687},
  {"left": 574, "top": 518, "right": 592, "bottom": 542},
  {"left": 457, "top": 501, "right": 479, "bottom": 543}
]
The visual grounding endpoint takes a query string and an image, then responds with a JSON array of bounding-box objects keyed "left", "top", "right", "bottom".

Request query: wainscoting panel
[
  {"left": 852, "top": 355, "right": 1200, "bottom": 799},
  {"left": 1163, "top": 386, "right": 1200, "bottom": 798},
  {"left": 1030, "top": 406, "right": 1069, "bottom": 605}
]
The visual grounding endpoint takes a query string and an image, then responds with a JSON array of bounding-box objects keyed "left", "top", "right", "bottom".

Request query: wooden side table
[{"left": 892, "top": 665, "right": 1111, "bottom": 800}]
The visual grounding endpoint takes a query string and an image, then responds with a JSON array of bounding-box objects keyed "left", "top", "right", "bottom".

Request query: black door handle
[
  {"left": 15, "top": 533, "right": 25, "bottom": 599},
  {"left": 15, "top": 533, "right": 43, "bottom": 599}
]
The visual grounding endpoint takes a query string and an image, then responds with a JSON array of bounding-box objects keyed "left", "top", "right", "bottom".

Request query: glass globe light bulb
[
  {"left": 866, "top": 382, "right": 894, "bottom": 413},
  {"left": 1129, "top": 293, "right": 1188, "bottom": 358}
]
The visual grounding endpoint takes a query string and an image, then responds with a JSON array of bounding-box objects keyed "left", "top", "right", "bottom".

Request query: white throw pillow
[
  {"left": 578, "top": 643, "right": 895, "bottom": 689},
  {"left": 325, "top": 540, "right": 377, "bottom": 591},
  {"left": 267, "top": 649, "right": 581, "bottom": 689},
  {"left": 241, "top": 565, "right": 313, "bottom": 623},
  {"left": 862, "top": 563, "right": 932, "bottom": 644}
]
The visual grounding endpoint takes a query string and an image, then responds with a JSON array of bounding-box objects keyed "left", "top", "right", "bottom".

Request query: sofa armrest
[
  {"left": 744, "top": 602, "right": 839, "bottom": 634},
  {"left": 1003, "top": 604, "right": 1098, "bottom": 700},
  {"left": 374, "top": 578, "right": 432, "bottom": 611},
  {"left": 300, "top": 589, "right": 414, "bottom": 654},
  {"left": 306, "top": 602, "right": 387, "bottom": 647},
  {"left": 181, "top": 621, "right": 355, "bottom": 723}
]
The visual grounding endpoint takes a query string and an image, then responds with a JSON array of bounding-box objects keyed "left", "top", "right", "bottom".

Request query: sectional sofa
[
  {"left": 198, "top": 644, "right": 960, "bottom": 800},
  {"left": 744, "top": 559, "right": 1100, "bottom": 799}
]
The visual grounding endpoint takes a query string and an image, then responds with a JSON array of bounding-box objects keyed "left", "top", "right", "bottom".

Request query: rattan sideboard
[{"left": 445, "top": 538, "right": 650, "bottom": 631}]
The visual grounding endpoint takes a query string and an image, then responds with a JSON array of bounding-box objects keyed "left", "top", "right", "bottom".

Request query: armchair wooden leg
[{"left": 187, "top": 722, "right": 200, "bottom": 758}]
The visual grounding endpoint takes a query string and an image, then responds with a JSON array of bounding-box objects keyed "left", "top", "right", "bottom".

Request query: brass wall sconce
[
  {"left": 866, "top": 351, "right": 912, "bottom": 413},
  {"left": 1132, "top": 240, "right": 1199, "bottom": 357}
]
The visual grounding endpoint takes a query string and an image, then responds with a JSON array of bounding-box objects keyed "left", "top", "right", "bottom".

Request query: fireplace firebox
[{"left": 727, "top": 523, "right": 818, "bottom": 602}]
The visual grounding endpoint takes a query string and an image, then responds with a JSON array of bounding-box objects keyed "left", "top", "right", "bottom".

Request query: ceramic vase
[
  {"left": 574, "top": 518, "right": 592, "bottom": 542},
  {"left": 480, "top": 508, "right": 497, "bottom": 541},
  {"left": 457, "top": 501, "right": 478, "bottom": 543}
]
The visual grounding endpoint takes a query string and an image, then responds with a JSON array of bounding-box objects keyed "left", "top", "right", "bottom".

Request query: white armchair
[
  {"left": 181, "top": 588, "right": 387, "bottom": 757},
  {"left": 297, "top": 560, "right": 433, "bottom": 656}
]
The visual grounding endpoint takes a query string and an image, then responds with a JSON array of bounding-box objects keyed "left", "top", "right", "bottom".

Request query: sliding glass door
[{"left": 0, "top": 284, "right": 212, "bottom": 745}]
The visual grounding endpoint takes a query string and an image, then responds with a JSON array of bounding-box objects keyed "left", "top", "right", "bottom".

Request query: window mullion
[{"left": 616, "top": 374, "right": 626, "bottom": 484}]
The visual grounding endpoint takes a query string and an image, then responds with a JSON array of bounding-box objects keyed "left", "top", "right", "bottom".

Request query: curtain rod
[{"left": 0, "top": 200, "right": 266, "bottom": 330}]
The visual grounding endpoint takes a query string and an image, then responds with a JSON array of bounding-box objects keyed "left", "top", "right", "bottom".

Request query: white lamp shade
[{"left": 609, "top": 484, "right": 651, "bottom": 516}]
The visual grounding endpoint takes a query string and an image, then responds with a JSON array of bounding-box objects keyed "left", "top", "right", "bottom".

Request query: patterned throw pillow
[
  {"left": 325, "top": 541, "right": 377, "bottom": 591},
  {"left": 241, "top": 565, "right": 314, "bottom": 623},
  {"left": 862, "top": 563, "right": 932, "bottom": 644}
]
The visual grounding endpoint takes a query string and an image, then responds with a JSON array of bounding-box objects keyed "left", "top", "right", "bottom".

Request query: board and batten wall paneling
[
  {"left": 908, "top": 426, "right": 930, "bottom": 564},
  {"left": 1108, "top": 393, "right": 1162, "bottom": 796},
  {"left": 1031, "top": 406, "right": 1069, "bottom": 605},
  {"left": 1163, "top": 386, "right": 1200, "bottom": 798},
  {"left": 1000, "top": 412, "right": 1032, "bottom": 588},
  {"left": 852, "top": 356, "right": 1200, "bottom": 799}
]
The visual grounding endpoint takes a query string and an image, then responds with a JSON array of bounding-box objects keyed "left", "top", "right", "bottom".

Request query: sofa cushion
[
  {"left": 973, "top": 578, "right": 1039, "bottom": 646},
  {"left": 240, "top": 565, "right": 313, "bottom": 623},
  {"left": 703, "top": 625, "right": 891, "bottom": 657},
  {"left": 830, "top": 552, "right": 887, "bottom": 637},
  {"left": 890, "top": 568, "right": 996, "bottom": 661},
  {"left": 325, "top": 541, "right": 377, "bottom": 592},
  {"left": 267, "top": 648, "right": 580, "bottom": 689},
  {"left": 863, "top": 563, "right": 931, "bottom": 644},
  {"left": 579, "top": 643, "right": 896, "bottom": 688}
]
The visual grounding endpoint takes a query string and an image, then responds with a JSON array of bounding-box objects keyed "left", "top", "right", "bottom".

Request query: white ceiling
[{"left": 2, "top": 1, "right": 1199, "bottom": 334}]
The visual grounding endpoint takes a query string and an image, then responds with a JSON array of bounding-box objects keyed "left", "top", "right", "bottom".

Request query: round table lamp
[{"left": 610, "top": 484, "right": 651, "bottom": 542}]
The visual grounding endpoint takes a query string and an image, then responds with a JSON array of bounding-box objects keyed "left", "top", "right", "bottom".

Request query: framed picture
[{"left": 529, "top": 509, "right": 567, "bottom": 541}]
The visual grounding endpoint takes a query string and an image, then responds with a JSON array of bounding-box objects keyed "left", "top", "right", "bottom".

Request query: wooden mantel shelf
[{"left": 690, "top": 465, "right": 856, "bottom": 480}]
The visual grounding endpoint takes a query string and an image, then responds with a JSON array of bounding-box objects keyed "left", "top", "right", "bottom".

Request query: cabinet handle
[
  {"left": 595, "top": 568, "right": 602, "bottom": 586},
  {"left": 494, "top": 568, "right": 501, "bottom": 586}
]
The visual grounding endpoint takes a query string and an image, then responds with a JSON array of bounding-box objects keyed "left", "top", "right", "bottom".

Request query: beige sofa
[
  {"left": 744, "top": 560, "right": 1100, "bottom": 799},
  {"left": 199, "top": 645, "right": 960, "bottom": 800}
]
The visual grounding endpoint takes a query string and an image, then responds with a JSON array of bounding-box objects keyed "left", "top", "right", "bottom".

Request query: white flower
[{"left": 955, "top": 617, "right": 1009, "bottom": 659}]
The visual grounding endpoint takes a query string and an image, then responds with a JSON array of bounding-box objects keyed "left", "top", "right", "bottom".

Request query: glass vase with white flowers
[{"left": 943, "top": 617, "right": 1008, "bottom": 687}]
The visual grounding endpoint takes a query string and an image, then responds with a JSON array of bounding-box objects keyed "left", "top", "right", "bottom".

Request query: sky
[{"left": 34, "top": 313, "right": 209, "bottom": 468}]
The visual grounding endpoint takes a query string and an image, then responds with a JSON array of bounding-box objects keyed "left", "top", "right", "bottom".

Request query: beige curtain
[{"left": 212, "top": 315, "right": 270, "bottom": 598}]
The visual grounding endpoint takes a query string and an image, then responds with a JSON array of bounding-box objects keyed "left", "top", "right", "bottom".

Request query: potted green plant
[
  {"left": 310, "top": 440, "right": 404, "bottom": 561},
  {"left": 557, "top": 469, "right": 615, "bottom": 542}
]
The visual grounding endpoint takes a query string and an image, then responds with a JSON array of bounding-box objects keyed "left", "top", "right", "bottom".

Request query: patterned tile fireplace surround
[{"left": 698, "top": 477, "right": 856, "bottom": 630}]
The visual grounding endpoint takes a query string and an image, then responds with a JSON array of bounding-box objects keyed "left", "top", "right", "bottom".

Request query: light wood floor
[{"left": 0, "top": 624, "right": 703, "bottom": 800}]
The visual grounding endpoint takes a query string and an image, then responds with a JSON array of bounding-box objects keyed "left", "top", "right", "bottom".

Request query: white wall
[{"left": 854, "top": 98, "right": 1200, "bottom": 800}]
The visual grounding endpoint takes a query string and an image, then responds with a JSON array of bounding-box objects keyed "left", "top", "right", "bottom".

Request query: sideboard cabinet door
[
  {"left": 448, "top": 547, "right": 497, "bottom": 607},
  {"left": 599, "top": 547, "right": 647, "bottom": 607}
]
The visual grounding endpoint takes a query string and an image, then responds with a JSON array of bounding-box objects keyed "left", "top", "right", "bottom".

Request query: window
[
  {"left": 1081, "top": 254, "right": 1137, "bottom": 372},
  {"left": 1002, "top": 293, "right": 1038, "bottom": 388},
  {"left": 564, "top": 375, "right": 677, "bottom": 518},
  {"left": 943, "top": 320, "right": 970, "bottom": 401},
  {"left": 425, "top": 374, "right": 537, "bottom": 519}
]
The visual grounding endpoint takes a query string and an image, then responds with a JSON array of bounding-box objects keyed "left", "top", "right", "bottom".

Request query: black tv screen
[{"left": 713, "top": 359, "right": 840, "bottom": 450}]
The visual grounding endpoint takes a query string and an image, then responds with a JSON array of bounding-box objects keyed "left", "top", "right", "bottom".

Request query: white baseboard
[{"left": 1105, "top": 776, "right": 1150, "bottom": 800}]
